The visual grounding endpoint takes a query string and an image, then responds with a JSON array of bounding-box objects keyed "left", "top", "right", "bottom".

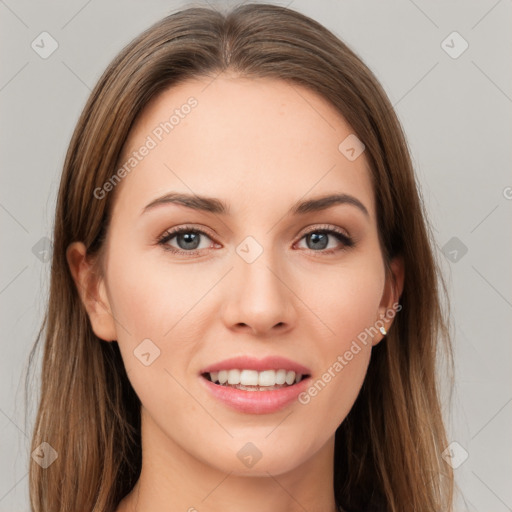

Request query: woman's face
[{"left": 70, "top": 74, "right": 403, "bottom": 477}]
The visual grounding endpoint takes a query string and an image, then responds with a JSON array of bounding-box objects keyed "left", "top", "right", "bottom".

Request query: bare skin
[{"left": 67, "top": 72, "right": 404, "bottom": 512}]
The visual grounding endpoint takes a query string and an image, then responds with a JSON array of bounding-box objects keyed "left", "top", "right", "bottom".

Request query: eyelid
[
  {"left": 158, "top": 223, "right": 217, "bottom": 241},
  {"left": 299, "top": 223, "right": 350, "bottom": 239}
]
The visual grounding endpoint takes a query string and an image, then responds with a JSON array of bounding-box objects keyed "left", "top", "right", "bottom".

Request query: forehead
[{"left": 112, "top": 74, "right": 375, "bottom": 223}]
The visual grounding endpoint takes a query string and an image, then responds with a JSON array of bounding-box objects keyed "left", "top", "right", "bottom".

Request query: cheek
[
  {"left": 105, "top": 251, "right": 204, "bottom": 417},
  {"left": 298, "top": 257, "right": 383, "bottom": 414},
  {"left": 106, "top": 246, "right": 211, "bottom": 341},
  {"left": 312, "top": 255, "right": 384, "bottom": 348}
]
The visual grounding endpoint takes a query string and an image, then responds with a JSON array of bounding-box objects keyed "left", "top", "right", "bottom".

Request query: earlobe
[
  {"left": 373, "top": 255, "right": 405, "bottom": 346},
  {"left": 66, "top": 241, "right": 117, "bottom": 342}
]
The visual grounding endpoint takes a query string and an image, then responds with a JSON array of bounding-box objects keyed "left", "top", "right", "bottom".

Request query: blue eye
[
  {"left": 298, "top": 227, "right": 354, "bottom": 253},
  {"left": 157, "top": 226, "right": 214, "bottom": 256},
  {"left": 156, "top": 224, "right": 354, "bottom": 256}
]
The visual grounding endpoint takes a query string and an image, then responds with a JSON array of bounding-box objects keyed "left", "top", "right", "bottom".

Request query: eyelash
[{"left": 156, "top": 224, "right": 355, "bottom": 257}]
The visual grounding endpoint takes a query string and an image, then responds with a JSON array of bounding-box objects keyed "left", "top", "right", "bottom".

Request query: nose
[{"left": 220, "top": 249, "right": 297, "bottom": 337}]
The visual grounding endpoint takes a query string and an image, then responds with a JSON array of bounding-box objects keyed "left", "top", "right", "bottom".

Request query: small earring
[{"left": 379, "top": 326, "right": 387, "bottom": 336}]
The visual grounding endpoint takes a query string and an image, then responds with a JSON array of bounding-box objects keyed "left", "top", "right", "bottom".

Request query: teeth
[
  {"left": 275, "top": 369, "right": 286, "bottom": 385},
  {"left": 227, "top": 369, "right": 241, "bottom": 385},
  {"left": 258, "top": 370, "right": 275, "bottom": 386},
  {"left": 241, "top": 369, "right": 259, "bottom": 386},
  {"left": 206, "top": 369, "right": 306, "bottom": 387},
  {"left": 285, "top": 371, "right": 295, "bottom": 385}
]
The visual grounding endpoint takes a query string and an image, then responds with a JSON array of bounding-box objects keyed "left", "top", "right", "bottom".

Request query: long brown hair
[{"left": 26, "top": 3, "right": 454, "bottom": 511}]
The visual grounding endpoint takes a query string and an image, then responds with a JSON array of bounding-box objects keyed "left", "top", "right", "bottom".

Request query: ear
[
  {"left": 66, "top": 241, "right": 117, "bottom": 342},
  {"left": 373, "top": 255, "right": 405, "bottom": 346}
]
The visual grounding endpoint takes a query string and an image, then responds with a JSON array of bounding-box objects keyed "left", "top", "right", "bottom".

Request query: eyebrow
[{"left": 141, "top": 192, "right": 370, "bottom": 218}]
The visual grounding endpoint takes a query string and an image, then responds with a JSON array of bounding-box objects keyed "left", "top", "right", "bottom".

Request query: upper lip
[{"left": 200, "top": 355, "right": 311, "bottom": 375}]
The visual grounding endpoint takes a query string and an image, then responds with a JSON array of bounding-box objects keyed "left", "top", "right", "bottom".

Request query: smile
[{"left": 202, "top": 369, "right": 309, "bottom": 391}]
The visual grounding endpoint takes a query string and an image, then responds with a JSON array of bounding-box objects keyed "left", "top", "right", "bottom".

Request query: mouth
[{"left": 201, "top": 369, "right": 310, "bottom": 391}]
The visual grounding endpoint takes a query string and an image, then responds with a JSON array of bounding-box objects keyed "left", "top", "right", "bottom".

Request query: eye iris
[
  {"left": 307, "top": 232, "right": 328, "bottom": 250},
  {"left": 177, "top": 232, "right": 201, "bottom": 250}
]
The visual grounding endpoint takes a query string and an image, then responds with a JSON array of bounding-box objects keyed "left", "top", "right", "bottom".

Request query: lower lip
[{"left": 200, "top": 375, "right": 310, "bottom": 414}]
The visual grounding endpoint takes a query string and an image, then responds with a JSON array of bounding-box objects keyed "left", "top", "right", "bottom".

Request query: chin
[{"left": 203, "top": 439, "right": 315, "bottom": 477}]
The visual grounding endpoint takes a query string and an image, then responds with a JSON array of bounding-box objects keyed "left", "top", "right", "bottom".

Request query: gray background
[{"left": 1, "top": 0, "right": 511, "bottom": 510}]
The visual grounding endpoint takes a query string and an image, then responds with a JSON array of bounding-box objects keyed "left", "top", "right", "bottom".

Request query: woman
[{"left": 27, "top": 3, "right": 454, "bottom": 511}]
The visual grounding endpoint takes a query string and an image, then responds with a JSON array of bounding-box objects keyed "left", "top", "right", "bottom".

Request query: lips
[
  {"left": 198, "top": 355, "right": 312, "bottom": 414},
  {"left": 199, "top": 371, "right": 311, "bottom": 414}
]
